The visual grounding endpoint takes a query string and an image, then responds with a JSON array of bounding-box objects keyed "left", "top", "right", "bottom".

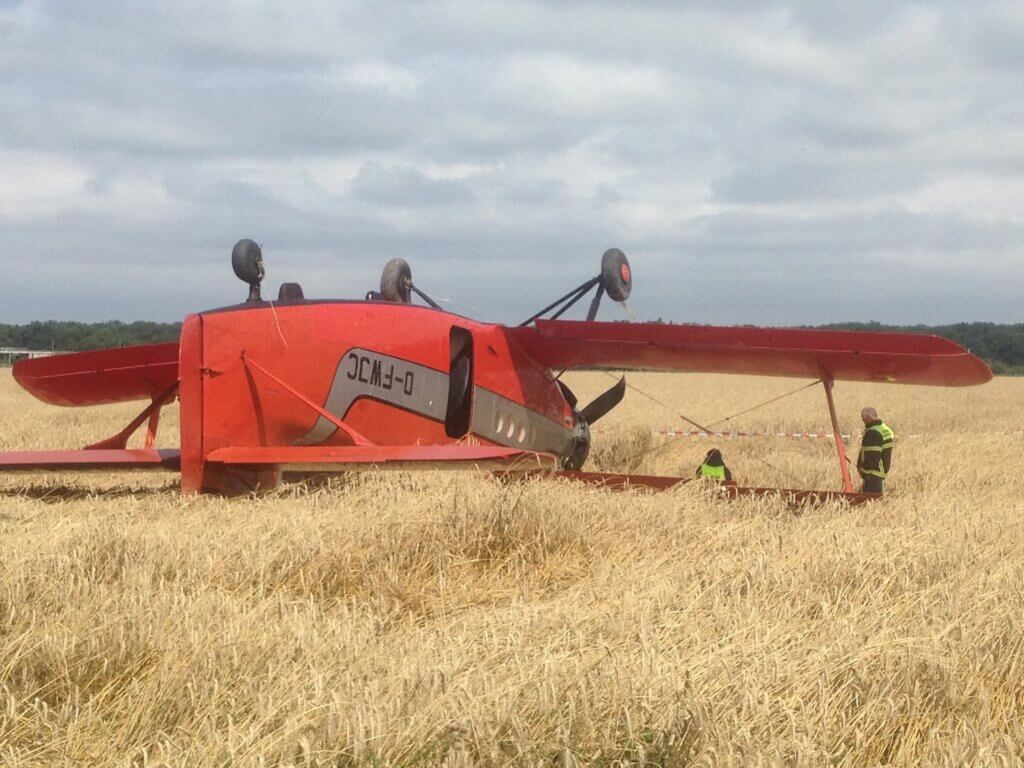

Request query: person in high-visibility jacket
[
  {"left": 856, "top": 407, "right": 894, "bottom": 494},
  {"left": 696, "top": 448, "right": 733, "bottom": 482}
]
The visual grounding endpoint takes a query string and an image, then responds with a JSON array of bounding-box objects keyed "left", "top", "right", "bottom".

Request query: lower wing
[
  {"left": 0, "top": 444, "right": 557, "bottom": 481},
  {"left": 204, "top": 445, "right": 558, "bottom": 472},
  {"left": 507, "top": 320, "right": 992, "bottom": 386},
  {"left": 0, "top": 449, "right": 181, "bottom": 472},
  {"left": 0, "top": 445, "right": 554, "bottom": 477}
]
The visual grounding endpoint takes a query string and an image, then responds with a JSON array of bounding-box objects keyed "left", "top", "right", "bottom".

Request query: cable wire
[
  {"left": 705, "top": 379, "right": 822, "bottom": 429},
  {"left": 601, "top": 371, "right": 804, "bottom": 484}
]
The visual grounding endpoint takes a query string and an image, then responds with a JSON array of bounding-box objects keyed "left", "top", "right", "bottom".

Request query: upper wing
[
  {"left": 506, "top": 320, "right": 992, "bottom": 386},
  {"left": 13, "top": 342, "right": 180, "bottom": 406}
]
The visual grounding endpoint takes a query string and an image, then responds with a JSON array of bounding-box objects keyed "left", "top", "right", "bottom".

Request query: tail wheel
[
  {"left": 232, "top": 239, "right": 264, "bottom": 284},
  {"left": 232, "top": 239, "right": 265, "bottom": 302},
  {"left": 380, "top": 258, "right": 413, "bottom": 303}
]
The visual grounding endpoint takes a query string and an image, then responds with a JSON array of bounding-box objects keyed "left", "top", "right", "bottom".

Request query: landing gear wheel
[
  {"left": 444, "top": 355, "right": 473, "bottom": 437},
  {"left": 380, "top": 258, "right": 412, "bottom": 304},
  {"left": 564, "top": 416, "right": 591, "bottom": 471},
  {"left": 232, "top": 239, "right": 264, "bottom": 284},
  {"left": 447, "top": 356, "right": 471, "bottom": 414},
  {"left": 600, "top": 248, "right": 631, "bottom": 302}
]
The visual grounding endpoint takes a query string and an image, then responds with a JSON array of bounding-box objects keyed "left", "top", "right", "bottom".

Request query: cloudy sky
[{"left": 1, "top": 1, "right": 1022, "bottom": 326}]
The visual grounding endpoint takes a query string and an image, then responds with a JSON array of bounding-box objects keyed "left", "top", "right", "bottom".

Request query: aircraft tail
[{"left": 12, "top": 342, "right": 180, "bottom": 406}]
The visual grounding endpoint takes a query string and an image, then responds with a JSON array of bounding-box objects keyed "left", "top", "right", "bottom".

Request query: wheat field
[{"left": 1, "top": 369, "right": 1022, "bottom": 767}]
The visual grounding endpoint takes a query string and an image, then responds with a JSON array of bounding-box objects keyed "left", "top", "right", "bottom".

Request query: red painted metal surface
[
  {"left": 822, "top": 378, "right": 854, "bottom": 493},
  {"left": 178, "top": 314, "right": 205, "bottom": 493},
  {"left": 207, "top": 444, "right": 557, "bottom": 470},
  {"left": 240, "top": 353, "right": 372, "bottom": 446},
  {"left": 2, "top": 293, "right": 994, "bottom": 495},
  {"left": 13, "top": 342, "right": 179, "bottom": 406},
  {"left": 0, "top": 449, "right": 180, "bottom": 471},
  {"left": 85, "top": 383, "right": 178, "bottom": 450},
  {"left": 198, "top": 303, "right": 569, "bottom": 448},
  {"left": 507, "top": 320, "right": 993, "bottom": 386},
  {"left": 171, "top": 302, "right": 572, "bottom": 491}
]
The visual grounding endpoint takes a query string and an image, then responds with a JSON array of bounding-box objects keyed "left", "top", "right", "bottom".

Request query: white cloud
[
  {"left": 0, "top": 0, "right": 1021, "bottom": 324},
  {"left": 333, "top": 62, "right": 422, "bottom": 98},
  {"left": 494, "top": 53, "right": 678, "bottom": 118},
  {"left": 0, "top": 150, "right": 91, "bottom": 215}
]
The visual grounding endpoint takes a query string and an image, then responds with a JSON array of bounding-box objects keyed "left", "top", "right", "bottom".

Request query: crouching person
[{"left": 696, "top": 448, "right": 733, "bottom": 482}]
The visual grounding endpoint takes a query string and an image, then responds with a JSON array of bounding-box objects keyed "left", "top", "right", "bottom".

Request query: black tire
[
  {"left": 563, "top": 417, "right": 591, "bottom": 471},
  {"left": 232, "top": 239, "right": 264, "bottom": 284},
  {"left": 444, "top": 355, "right": 473, "bottom": 437},
  {"left": 380, "top": 258, "right": 412, "bottom": 303},
  {"left": 600, "top": 248, "right": 631, "bottom": 302}
]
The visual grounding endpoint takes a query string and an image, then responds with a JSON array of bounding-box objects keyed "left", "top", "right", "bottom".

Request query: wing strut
[
  {"left": 85, "top": 382, "right": 179, "bottom": 450},
  {"left": 823, "top": 377, "right": 854, "bottom": 493},
  {"left": 241, "top": 353, "right": 372, "bottom": 446}
]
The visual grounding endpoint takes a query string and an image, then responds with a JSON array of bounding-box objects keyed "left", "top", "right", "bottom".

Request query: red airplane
[{"left": 1, "top": 241, "right": 992, "bottom": 501}]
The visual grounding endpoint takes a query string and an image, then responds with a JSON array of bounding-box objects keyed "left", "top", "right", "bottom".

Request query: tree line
[
  {"left": 0, "top": 321, "right": 181, "bottom": 354},
  {"left": 1, "top": 319, "right": 1022, "bottom": 374},
  {"left": 816, "top": 322, "right": 1024, "bottom": 375}
]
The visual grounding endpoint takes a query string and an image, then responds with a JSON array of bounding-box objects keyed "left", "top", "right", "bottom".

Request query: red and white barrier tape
[
  {"left": 650, "top": 429, "right": 920, "bottom": 440},
  {"left": 655, "top": 429, "right": 850, "bottom": 439},
  {"left": 590, "top": 427, "right": 925, "bottom": 440}
]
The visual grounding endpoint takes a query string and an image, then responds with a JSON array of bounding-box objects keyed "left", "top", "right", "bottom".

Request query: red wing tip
[{"left": 0, "top": 449, "right": 181, "bottom": 471}]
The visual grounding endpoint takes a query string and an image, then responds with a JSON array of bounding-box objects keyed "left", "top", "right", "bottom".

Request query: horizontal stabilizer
[
  {"left": 206, "top": 445, "right": 557, "bottom": 472},
  {"left": 0, "top": 449, "right": 181, "bottom": 472},
  {"left": 508, "top": 320, "right": 992, "bottom": 387},
  {"left": 13, "top": 342, "right": 180, "bottom": 406}
]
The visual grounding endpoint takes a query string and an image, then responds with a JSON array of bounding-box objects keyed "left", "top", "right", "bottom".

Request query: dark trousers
[{"left": 862, "top": 476, "right": 884, "bottom": 495}]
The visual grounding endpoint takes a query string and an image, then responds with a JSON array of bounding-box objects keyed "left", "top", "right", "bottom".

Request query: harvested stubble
[{"left": 1, "top": 370, "right": 1023, "bottom": 766}]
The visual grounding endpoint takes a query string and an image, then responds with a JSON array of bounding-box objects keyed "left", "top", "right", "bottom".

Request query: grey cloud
[
  {"left": 713, "top": 152, "right": 933, "bottom": 203},
  {"left": 350, "top": 163, "right": 472, "bottom": 206},
  {"left": 0, "top": 0, "right": 1022, "bottom": 326}
]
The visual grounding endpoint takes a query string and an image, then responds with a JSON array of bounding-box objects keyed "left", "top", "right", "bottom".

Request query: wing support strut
[
  {"left": 822, "top": 377, "right": 854, "bottom": 493},
  {"left": 241, "top": 353, "right": 372, "bottom": 446},
  {"left": 519, "top": 277, "right": 601, "bottom": 327},
  {"left": 85, "top": 382, "right": 179, "bottom": 451}
]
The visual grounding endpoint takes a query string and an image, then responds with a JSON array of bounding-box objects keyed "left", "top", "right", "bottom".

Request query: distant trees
[
  {"left": 816, "top": 322, "right": 1024, "bottom": 375},
  {"left": 0, "top": 321, "right": 181, "bottom": 354},
  {"left": 1, "top": 319, "right": 1022, "bottom": 374}
]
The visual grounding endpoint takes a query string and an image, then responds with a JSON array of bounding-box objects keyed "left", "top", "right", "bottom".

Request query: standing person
[
  {"left": 857, "top": 407, "right": 894, "bottom": 495},
  {"left": 696, "top": 448, "right": 733, "bottom": 482}
]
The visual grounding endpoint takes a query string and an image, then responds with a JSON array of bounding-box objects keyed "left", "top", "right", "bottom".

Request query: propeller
[
  {"left": 561, "top": 376, "right": 626, "bottom": 471},
  {"left": 579, "top": 376, "right": 626, "bottom": 425}
]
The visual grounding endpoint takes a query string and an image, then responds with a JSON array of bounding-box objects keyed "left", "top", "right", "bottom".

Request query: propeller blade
[
  {"left": 556, "top": 380, "right": 579, "bottom": 409},
  {"left": 579, "top": 376, "right": 626, "bottom": 425}
]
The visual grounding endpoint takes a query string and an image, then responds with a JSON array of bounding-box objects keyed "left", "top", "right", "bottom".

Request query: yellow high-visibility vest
[
  {"left": 859, "top": 422, "right": 894, "bottom": 479},
  {"left": 699, "top": 463, "right": 726, "bottom": 480}
]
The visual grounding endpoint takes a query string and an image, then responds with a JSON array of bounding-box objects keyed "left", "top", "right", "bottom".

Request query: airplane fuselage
[{"left": 178, "top": 299, "right": 579, "bottom": 493}]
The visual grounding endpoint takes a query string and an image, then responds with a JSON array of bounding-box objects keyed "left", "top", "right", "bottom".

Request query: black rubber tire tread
[
  {"left": 600, "top": 248, "right": 631, "bottom": 302},
  {"left": 380, "top": 258, "right": 413, "bottom": 303},
  {"left": 445, "top": 355, "right": 473, "bottom": 437},
  {"left": 232, "top": 239, "right": 264, "bottom": 284}
]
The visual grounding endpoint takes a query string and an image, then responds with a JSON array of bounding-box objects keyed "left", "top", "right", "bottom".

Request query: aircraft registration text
[{"left": 345, "top": 351, "right": 415, "bottom": 396}]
